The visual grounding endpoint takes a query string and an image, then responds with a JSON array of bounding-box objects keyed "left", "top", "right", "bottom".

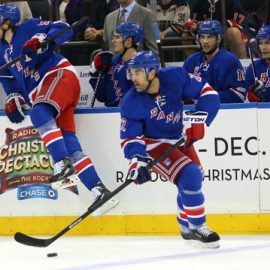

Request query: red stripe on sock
[
  {"left": 42, "top": 129, "right": 62, "bottom": 145},
  {"left": 74, "top": 157, "right": 92, "bottom": 173},
  {"left": 185, "top": 207, "right": 205, "bottom": 217}
]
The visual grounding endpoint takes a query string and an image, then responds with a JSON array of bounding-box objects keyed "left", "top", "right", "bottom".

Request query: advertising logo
[{"left": 0, "top": 126, "right": 78, "bottom": 200}]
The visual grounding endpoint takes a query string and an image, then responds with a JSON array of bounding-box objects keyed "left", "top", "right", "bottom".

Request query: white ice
[{"left": 2, "top": 235, "right": 270, "bottom": 270}]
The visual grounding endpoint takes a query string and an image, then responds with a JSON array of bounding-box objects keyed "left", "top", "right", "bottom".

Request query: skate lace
[
  {"left": 197, "top": 226, "right": 212, "bottom": 237},
  {"left": 53, "top": 160, "right": 65, "bottom": 176}
]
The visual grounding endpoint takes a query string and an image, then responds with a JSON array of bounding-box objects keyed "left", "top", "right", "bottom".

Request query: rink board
[{"left": 0, "top": 103, "right": 270, "bottom": 235}]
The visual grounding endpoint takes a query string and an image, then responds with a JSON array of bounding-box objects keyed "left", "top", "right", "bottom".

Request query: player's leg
[
  {"left": 176, "top": 163, "right": 220, "bottom": 248},
  {"left": 62, "top": 131, "right": 118, "bottom": 216}
]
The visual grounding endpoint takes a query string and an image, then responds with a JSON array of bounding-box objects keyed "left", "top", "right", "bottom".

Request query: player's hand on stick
[
  {"left": 5, "top": 93, "right": 28, "bottom": 123},
  {"left": 128, "top": 155, "right": 152, "bottom": 185},
  {"left": 91, "top": 51, "right": 113, "bottom": 73},
  {"left": 183, "top": 110, "right": 208, "bottom": 148},
  {"left": 23, "top": 33, "right": 48, "bottom": 60},
  {"left": 247, "top": 80, "right": 266, "bottom": 102}
]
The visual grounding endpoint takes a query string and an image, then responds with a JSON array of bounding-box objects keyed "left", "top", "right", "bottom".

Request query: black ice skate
[
  {"left": 190, "top": 225, "right": 220, "bottom": 249},
  {"left": 181, "top": 231, "right": 192, "bottom": 240},
  {"left": 49, "top": 157, "right": 80, "bottom": 190},
  {"left": 90, "top": 181, "right": 119, "bottom": 217}
]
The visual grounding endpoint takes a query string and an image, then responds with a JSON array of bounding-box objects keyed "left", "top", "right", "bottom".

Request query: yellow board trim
[{"left": 1, "top": 214, "right": 270, "bottom": 235}]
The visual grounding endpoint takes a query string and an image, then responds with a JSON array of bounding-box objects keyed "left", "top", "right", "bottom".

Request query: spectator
[
  {"left": 27, "top": 0, "right": 51, "bottom": 20},
  {"left": 103, "top": 0, "right": 158, "bottom": 55},
  {"left": 183, "top": 20, "right": 246, "bottom": 103},
  {"left": 246, "top": 24, "right": 270, "bottom": 102},
  {"left": 84, "top": 0, "right": 119, "bottom": 42},
  {"left": 191, "top": 0, "right": 258, "bottom": 59},
  {"left": 147, "top": 0, "right": 190, "bottom": 39}
]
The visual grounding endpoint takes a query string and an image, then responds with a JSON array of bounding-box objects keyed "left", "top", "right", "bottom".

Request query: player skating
[
  {"left": 120, "top": 50, "right": 221, "bottom": 248},
  {"left": 0, "top": 4, "right": 118, "bottom": 216}
]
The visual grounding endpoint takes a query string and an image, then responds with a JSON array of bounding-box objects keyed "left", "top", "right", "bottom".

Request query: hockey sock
[
  {"left": 177, "top": 163, "right": 206, "bottom": 227},
  {"left": 71, "top": 151, "right": 100, "bottom": 191},
  {"left": 177, "top": 193, "right": 189, "bottom": 230},
  {"left": 30, "top": 104, "right": 69, "bottom": 162}
]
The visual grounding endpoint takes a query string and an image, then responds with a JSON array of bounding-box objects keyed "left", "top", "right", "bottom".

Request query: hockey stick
[
  {"left": 0, "top": 16, "right": 88, "bottom": 72},
  {"left": 153, "top": 22, "right": 165, "bottom": 68},
  {"left": 90, "top": 35, "right": 107, "bottom": 108},
  {"left": 14, "top": 136, "right": 185, "bottom": 247},
  {"left": 90, "top": 72, "right": 102, "bottom": 108},
  {"left": 248, "top": 39, "right": 259, "bottom": 82}
]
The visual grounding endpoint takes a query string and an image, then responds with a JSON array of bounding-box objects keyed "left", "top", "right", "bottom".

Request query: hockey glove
[
  {"left": 183, "top": 110, "right": 208, "bottom": 149},
  {"left": 23, "top": 33, "right": 48, "bottom": 60},
  {"left": 128, "top": 155, "right": 152, "bottom": 185},
  {"left": 92, "top": 51, "right": 113, "bottom": 72},
  {"left": 247, "top": 80, "right": 266, "bottom": 102},
  {"left": 5, "top": 93, "right": 27, "bottom": 123}
]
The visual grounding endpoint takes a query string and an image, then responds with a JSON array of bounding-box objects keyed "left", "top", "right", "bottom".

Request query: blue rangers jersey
[
  {"left": 120, "top": 66, "right": 220, "bottom": 160},
  {"left": 89, "top": 54, "right": 133, "bottom": 107},
  {"left": 245, "top": 58, "right": 270, "bottom": 102},
  {"left": 183, "top": 48, "right": 246, "bottom": 103},
  {"left": 0, "top": 18, "right": 73, "bottom": 103}
]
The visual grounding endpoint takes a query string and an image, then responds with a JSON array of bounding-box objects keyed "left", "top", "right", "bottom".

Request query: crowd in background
[{"left": 2, "top": 0, "right": 268, "bottom": 64}]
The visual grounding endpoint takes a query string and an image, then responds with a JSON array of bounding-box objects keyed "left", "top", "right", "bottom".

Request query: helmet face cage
[
  {"left": 256, "top": 24, "right": 270, "bottom": 41},
  {"left": 115, "top": 22, "right": 144, "bottom": 47},
  {"left": 0, "top": 4, "right": 20, "bottom": 26},
  {"left": 197, "top": 20, "right": 223, "bottom": 43},
  {"left": 127, "top": 51, "right": 159, "bottom": 80}
]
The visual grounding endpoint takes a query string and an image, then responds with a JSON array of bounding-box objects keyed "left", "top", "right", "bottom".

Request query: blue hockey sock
[{"left": 177, "top": 163, "right": 206, "bottom": 227}]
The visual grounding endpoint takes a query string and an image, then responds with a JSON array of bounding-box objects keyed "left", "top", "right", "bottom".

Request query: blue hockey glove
[
  {"left": 5, "top": 93, "right": 27, "bottom": 123},
  {"left": 183, "top": 110, "right": 208, "bottom": 149},
  {"left": 128, "top": 155, "right": 152, "bottom": 185},
  {"left": 92, "top": 51, "right": 113, "bottom": 72},
  {"left": 247, "top": 80, "right": 266, "bottom": 102},
  {"left": 23, "top": 33, "right": 48, "bottom": 60}
]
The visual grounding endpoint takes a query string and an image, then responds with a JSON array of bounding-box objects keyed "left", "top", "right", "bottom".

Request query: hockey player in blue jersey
[
  {"left": 245, "top": 24, "right": 270, "bottom": 102},
  {"left": 0, "top": 4, "right": 118, "bottom": 216},
  {"left": 89, "top": 22, "right": 144, "bottom": 107},
  {"left": 183, "top": 20, "right": 246, "bottom": 103},
  {"left": 121, "top": 51, "right": 220, "bottom": 248}
]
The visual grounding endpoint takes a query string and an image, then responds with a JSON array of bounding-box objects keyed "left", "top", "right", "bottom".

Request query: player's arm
[
  {"left": 0, "top": 72, "right": 28, "bottom": 123},
  {"left": 218, "top": 58, "right": 246, "bottom": 103},
  {"left": 120, "top": 107, "right": 151, "bottom": 185}
]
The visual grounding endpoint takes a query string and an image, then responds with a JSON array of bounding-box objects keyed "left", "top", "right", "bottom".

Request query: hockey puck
[{"left": 47, "top": 252, "right": 58, "bottom": 257}]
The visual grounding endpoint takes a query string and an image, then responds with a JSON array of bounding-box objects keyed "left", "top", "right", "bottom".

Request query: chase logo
[{"left": 18, "top": 184, "right": 58, "bottom": 200}]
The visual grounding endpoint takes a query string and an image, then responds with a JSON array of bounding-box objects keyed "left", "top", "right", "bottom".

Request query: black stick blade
[{"left": 14, "top": 232, "right": 51, "bottom": 247}]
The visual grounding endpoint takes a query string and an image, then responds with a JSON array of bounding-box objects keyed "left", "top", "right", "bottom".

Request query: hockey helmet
[
  {"left": 114, "top": 22, "right": 144, "bottom": 46},
  {"left": 197, "top": 20, "right": 223, "bottom": 36},
  {"left": 0, "top": 4, "right": 20, "bottom": 26},
  {"left": 256, "top": 24, "right": 270, "bottom": 40},
  {"left": 128, "top": 51, "right": 160, "bottom": 73}
]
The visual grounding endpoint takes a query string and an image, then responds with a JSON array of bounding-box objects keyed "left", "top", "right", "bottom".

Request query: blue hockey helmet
[
  {"left": 128, "top": 51, "right": 160, "bottom": 73},
  {"left": 114, "top": 22, "right": 144, "bottom": 47},
  {"left": 256, "top": 24, "right": 270, "bottom": 40},
  {"left": 0, "top": 4, "right": 20, "bottom": 26},
  {"left": 197, "top": 20, "right": 223, "bottom": 36}
]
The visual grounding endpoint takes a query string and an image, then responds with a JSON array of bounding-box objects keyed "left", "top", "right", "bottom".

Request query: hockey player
[
  {"left": 89, "top": 22, "right": 144, "bottom": 107},
  {"left": 245, "top": 24, "right": 270, "bottom": 102},
  {"left": 183, "top": 20, "right": 246, "bottom": 103},
  {"left": 0, "top": 4, "right": 118, "bottom": 216},
  {"left": 121, "top": 50, "right": 220, "bottom": 248}
]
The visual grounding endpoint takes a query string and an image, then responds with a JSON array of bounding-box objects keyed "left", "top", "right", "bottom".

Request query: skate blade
[
  {"left": 192, "top": 240, "right": 220, "bottom": 249},
  {"left": 51, "top": 175, "right": 80, "bottom": 190},
  {"left": 91, "top": 198, "right": 119, "bottom": 217}
]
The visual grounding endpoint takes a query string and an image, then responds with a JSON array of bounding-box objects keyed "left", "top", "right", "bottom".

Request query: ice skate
[
  {"left": 190, "top": 225, "right": 220, "bottom": 249},
  {"left": 90, "top": 181, "right": 119, "bottom": 217},
  {"left": 50, "top": 157, "right": 80, "bottom": 190}
]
